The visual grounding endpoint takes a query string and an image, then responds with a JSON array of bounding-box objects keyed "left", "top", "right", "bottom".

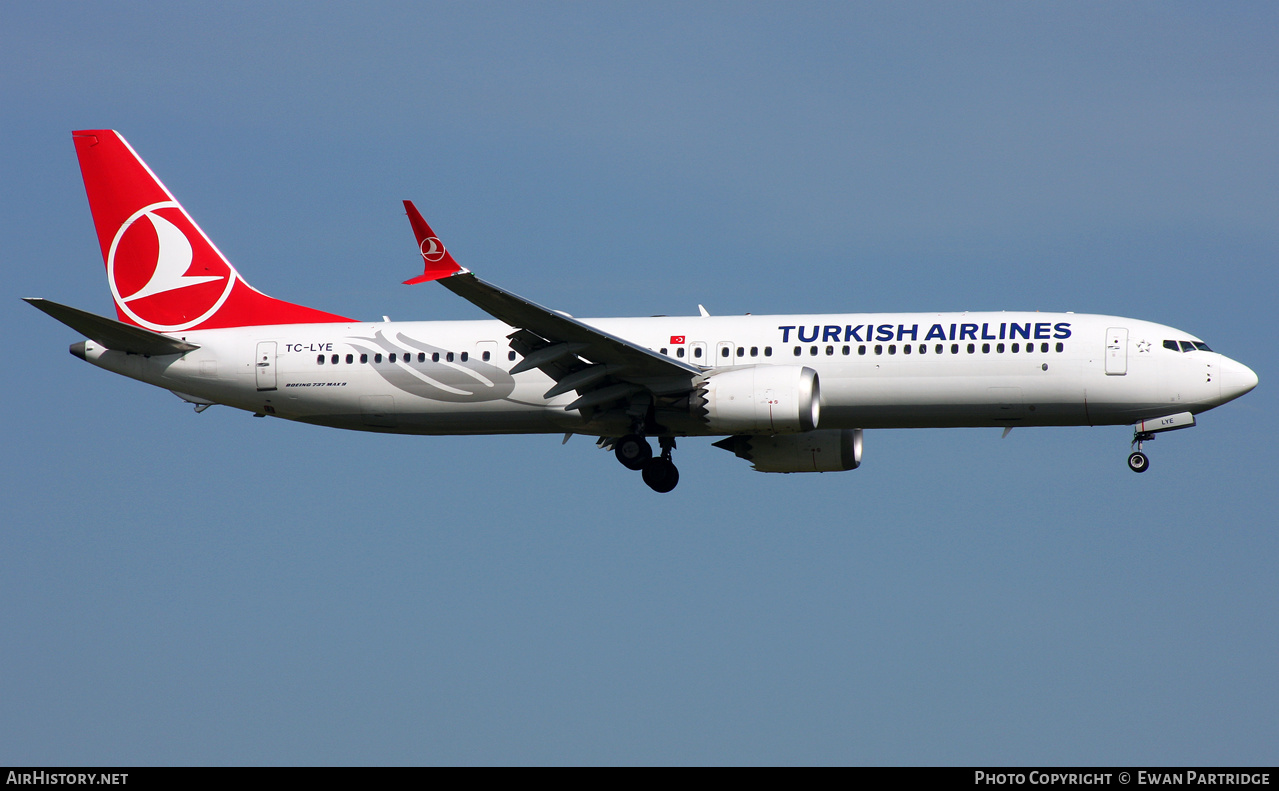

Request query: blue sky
[{"left": 3, "top": 2, "right": 1276, "bottom": 765}]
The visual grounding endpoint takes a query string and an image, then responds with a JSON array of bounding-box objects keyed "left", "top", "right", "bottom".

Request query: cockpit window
[{"left": 1165, "top": 339, "right": 1214, "bottom": 353}]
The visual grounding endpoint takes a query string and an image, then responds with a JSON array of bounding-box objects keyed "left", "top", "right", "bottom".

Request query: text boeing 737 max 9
[{"left": 27, "top": 130, "right": 1258, "bottom": 492}]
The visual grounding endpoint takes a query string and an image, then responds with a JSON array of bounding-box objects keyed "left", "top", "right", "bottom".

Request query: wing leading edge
[{"left": 400, "top": 201, "right": 700, "bottom": 414}]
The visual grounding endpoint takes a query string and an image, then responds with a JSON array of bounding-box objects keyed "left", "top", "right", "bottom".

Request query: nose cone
[{"left": 1219, "top": 357, "right": 1258, "bottom": 403}]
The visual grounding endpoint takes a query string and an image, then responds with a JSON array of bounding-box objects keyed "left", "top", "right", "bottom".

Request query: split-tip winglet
[{"left": 402, "top": 200, "right": 465, "bottom": 284}]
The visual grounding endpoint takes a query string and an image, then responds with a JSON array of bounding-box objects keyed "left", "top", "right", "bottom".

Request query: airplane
[{"left": 26, "top": 130, "right": 1259, "bottom": 493}]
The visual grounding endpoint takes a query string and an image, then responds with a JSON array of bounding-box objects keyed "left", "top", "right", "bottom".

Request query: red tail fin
[{"left": 73, "top": 130, "right": 352, "bottom": 331}]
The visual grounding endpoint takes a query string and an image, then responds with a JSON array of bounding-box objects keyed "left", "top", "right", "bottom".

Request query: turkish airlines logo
[
  {"left": 670, "top": 335, "right": 686, "bottom": 344},
  {"left": 107, "top": 202, "right": 235, "bottom": 331},
  {"left": 419, "top": 236, "right": 446, "bottom": 262}
]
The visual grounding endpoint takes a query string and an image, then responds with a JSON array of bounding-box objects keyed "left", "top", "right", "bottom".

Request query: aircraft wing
[
  {"left": 25, "top": 298, "right": 199, "bottom": 356},
  {"left": 401, "top": 202, "right": 700, "bottom": 412}
]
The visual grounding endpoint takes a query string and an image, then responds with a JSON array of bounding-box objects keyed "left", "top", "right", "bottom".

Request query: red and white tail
[
  {"left": 402, "top": 200, "right": 465, "bottom": 284},
  {"left": 73, "top": 130, "right": 351, "bottom": 331}
]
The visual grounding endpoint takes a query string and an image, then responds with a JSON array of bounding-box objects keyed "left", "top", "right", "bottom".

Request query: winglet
[{"left": 402, "top": 200, "right": 465, "bottom": 284}]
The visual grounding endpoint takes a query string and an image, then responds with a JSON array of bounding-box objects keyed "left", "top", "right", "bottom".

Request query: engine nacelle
[
  {"left": 694, "top": 365, "right": 820, "bottom": 434},
  {"left": 713, "top": 429, "right": 863, "bottom": 473}
]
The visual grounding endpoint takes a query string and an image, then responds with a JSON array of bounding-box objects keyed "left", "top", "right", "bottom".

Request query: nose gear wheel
[{"left": 1128, "top": 430, "right": 1155, "bottom": 473}]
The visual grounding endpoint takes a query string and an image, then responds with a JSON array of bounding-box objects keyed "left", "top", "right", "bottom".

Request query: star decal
[{"left": 1136, "top": 339, "right": 1152, "bottom": 353}]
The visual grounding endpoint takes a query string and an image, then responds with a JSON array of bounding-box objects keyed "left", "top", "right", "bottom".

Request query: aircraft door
[
  {"left": 716, "top": 341, "right": 734, "bottom": 367},
  {"left": 1105, "top": 328, "right": 1128, "bottom": 376},
  {"left": 255, "top": 341, "right": 277, "bottom": 391},
  {"left": 476, "top": 340, "right": 499, "bottom": 363},
  {"left": 689, "top": 342, "right": 708, "bottom": 367}
]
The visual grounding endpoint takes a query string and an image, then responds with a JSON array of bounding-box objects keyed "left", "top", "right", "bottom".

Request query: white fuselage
[{"left": 77, "top": 311, "right": 1254, "bottom": 436}]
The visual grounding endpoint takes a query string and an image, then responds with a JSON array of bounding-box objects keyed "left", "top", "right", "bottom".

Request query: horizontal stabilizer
[{"left": 24, "top": 298, "right": 199, "bottom": 355}]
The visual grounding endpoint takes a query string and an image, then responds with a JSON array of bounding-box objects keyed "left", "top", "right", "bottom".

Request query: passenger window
[
  {"left": 660, "top": 348, "right": 668, "bottom": 355},
  {"left": 751, "top": 347, "right": 759, "bottom": 357},
  {"left": 858, "top": 345, "right": 866, "bottom": 356},
  {"left": 432, "top": 352, "right": 440, "bottom": 362},
  {"left": 951, "top": 344, "right": 959, "bottom": 354},
  {"left": 842, "top": 345, "right": 850, "bottom": 355},
  {"left": 935, "top": 344, "right": 943, "bottom": 354},
  {"left": 508, "top": 351, "right": 517, "bottom": 361},
  {"left": 330, "top": 354, "right": 338, "bottom": 364},
  {"left": 903, "top": 344, "right": 911, "bottom": 355},
  {"left": 737, "top": 347, "right": 745, "bottom": 357},
  {"left": 1040, "top": 343, "right": 1049, "bottom": 353},
  {"left": 764, "top": 347, "right": 773, "bottom": 357},
  {"left": 810, "top": 346, "right": 818, "bottom": 356},
  {"left": 1055, "top": 342, "right": 1064, "bottom": 352},
  {"left": 677, "top": 347, "right": 685, "bottom": 358},
  {"left": 996, "top": 343, "right": 1004, "bottom": 353},
  {"left": 360, "top": 353, "right": 368, "bottom": 364},
  {"left": 694, "top": 347, "right": 703, "bottom": 358},
  {"left": 980, "top": 343, "right": 989, "bottom": 354},
  {"left": 317, "top": 354, "right": 325, "bottom": 364},
  {"left": 419, "top": 353, "right": 427, "bottom": 362},
  {"left": 721, "top": 347, "right": 730, "bottom": 358},
  {"left": 461, "top": 352, "right": 469, "bottom": 362},
  {"left": 826, "top": 345, "right": 834, "bottom": 356},
  {"left": 446, "top": 352, "right": 454, "bottom": 362},
  {"left": 874, "top": 345, "right": 883, "bottom": 355},
  {"left": 967, "top": 343, "right": 975, "bottom": 354},
  {"left": 793, "top": 346, "right": 801, "bottom": 356},
  {"left": 918, "top": 344, "right": 926, "bottom": 354},
  {"left": 346, "top": 354, "right": 353, "bottom": 364},
  {"left": 1011, "top": 343, "right": 1019, "bottom": 353},
  {"left": 389, "top": 353, "right": 396, "bottom": 363},
  {"left": 374, "top": 353, "right": 383, "bottom": 363}
]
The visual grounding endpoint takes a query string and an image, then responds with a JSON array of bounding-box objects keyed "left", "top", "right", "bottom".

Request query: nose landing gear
[
  {"left": 1125, "top": 412, "right": 1198, "bottom": 474},
  {"left": 1127, "top": 450, "right": 1150, "bottom": 473},
  {"left": 1128, "top": 430, "right": 1154, "bottom": 473}
]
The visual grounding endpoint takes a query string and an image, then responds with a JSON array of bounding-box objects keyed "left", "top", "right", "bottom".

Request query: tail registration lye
[{"left": 28, "top": 130, "right": 1258, "bottom": 492}]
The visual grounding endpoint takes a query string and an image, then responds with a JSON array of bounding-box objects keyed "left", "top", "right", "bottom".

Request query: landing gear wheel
[
  {"left": 641, "top": 458, "right": 680, "bottom": 493},
  {"left": 615, "top": 434, "right": 652, "bottom": 470},
  {"left": 1127, "top": 451, "right": 1150, "bottom": 473}
]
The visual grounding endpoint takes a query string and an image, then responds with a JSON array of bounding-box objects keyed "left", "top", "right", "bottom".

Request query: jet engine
[
  {"left": 693, "top": 365, "right": 820, "bottom": 434},
  {"left": 713, "top": 428, "right": 863, "bottom": 473}
]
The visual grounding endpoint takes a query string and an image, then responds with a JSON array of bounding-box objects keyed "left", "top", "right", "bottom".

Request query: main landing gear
[
  {"left": 614, "top": 434, "right": 679, "bottom": 493},
  {"left": 1128, "top": 430, "right": 1155, "bottom": 473},
  {"left": 614, "top": 434, "right": 652, "bottom": 470}
]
